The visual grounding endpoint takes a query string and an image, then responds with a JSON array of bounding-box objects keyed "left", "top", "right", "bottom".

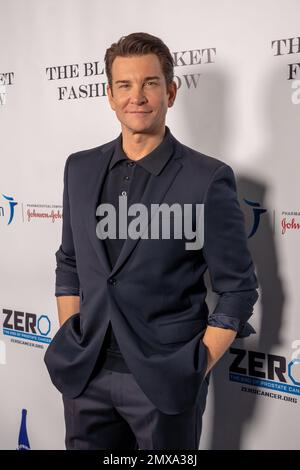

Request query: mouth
[{"left": 128, "top": 111, "right": 152, "bottom": 114}]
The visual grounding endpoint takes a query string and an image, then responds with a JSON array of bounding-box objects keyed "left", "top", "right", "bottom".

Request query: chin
[{"left": 124, "top": 121, "right": 153, "bottom": 133}]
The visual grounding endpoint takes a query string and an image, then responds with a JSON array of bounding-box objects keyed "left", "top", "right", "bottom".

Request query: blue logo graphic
[
  {"left": 37, "top": 315, "right": 51, "bottom": 336},
  {"left": 17, "top": 409, "right": 31, "bottom": 450},
  {"left": 288, "top": 359, "right": 300, "bottom": 386},
  {"left": 2, "top": 194, "right": 18, "bottom": 225},
  {"left": 244, "top": 199, "right": 267, "bottom": 238}
]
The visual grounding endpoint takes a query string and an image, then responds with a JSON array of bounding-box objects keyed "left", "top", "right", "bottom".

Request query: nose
[{"left": 130, "top": 85, "right": 147, "bottom": 105}]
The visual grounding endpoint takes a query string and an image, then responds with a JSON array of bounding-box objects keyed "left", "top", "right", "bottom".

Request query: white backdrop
[{"left": 1, "top": 0, "right": 299, "bottom": 450}]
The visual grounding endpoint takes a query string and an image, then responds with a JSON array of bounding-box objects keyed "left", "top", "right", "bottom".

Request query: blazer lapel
[{"left": 84, "top": 140, "right": 115, "bottom": 276}]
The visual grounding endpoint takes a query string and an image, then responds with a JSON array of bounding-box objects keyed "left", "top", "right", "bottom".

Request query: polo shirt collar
[{"left": 109, "top": 125, "right": 175, "bottom": 176}]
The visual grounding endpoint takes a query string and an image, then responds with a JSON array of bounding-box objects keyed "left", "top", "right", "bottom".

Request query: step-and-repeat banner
[{"left": 1, "top": 0, "right": 299, "bottom": 450}]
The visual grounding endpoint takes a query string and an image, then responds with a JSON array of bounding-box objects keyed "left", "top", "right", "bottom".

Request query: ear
[
  {"left": 167, "top": 80, "right": 177, "bottom": 108},
  {"left": 107, "top": 84, "right": 116, "bottom": 110}
]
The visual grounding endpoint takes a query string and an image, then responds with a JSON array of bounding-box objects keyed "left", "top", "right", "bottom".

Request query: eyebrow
[{"left": 115, "top": 76, "right": 161, "bottom": 84}]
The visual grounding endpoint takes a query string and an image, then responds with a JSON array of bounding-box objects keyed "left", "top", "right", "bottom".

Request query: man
[{"left": 44, "top": 32, "right": 259, "bottom": 450}]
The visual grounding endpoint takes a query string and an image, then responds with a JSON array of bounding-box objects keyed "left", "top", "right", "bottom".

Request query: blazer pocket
[
  {"left": 51, "top": 311, "right": 81, "bottom": 345},
  {"left": 157, "top": 318, "right": 207, "bottom": 344}
]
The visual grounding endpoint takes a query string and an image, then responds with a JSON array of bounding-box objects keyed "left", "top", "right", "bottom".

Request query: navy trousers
[{"left": 62, "top": 358, "right": 210, "bottom": 450}]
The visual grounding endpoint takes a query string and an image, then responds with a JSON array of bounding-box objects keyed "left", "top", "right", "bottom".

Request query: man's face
[{"left": 107, "top": 53, "right": 177, "bottom": 135}]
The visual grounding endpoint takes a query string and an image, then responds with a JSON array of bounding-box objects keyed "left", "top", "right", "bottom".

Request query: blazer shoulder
[
  {"left": 177, "top": 139, "right": 232, "bottom": 181},
  {"left": 67, "top": 137, "right": 117, "bottom": 165}
]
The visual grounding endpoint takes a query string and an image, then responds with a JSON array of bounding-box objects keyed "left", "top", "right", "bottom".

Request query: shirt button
[
  {"left": 127, "top": 161, "right": 135, "bottom": 167},
  {"left": 121, "top": 190, "right": 127, "bottom": 196},
  {"left": 124, "top": 175, "right": 130, "bottom": 181},
  {"left": 108, "top": 278, "right": 117, "bottom": 285}
]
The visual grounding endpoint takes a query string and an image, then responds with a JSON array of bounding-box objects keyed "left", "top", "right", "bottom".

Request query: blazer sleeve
[
  {"left": 202, "top": 163, "right": 259, "bottom": 338},
  {"left": 54, "top": 154, "right": 80, "bottom": 297}
]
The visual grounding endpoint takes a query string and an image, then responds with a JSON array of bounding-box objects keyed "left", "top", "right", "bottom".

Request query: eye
[
  {"left": 145, "top": 81, "right": 157, "bottom": 86},
  {"left": 118, "top": 83, "right": 129, "bottom": 88}
]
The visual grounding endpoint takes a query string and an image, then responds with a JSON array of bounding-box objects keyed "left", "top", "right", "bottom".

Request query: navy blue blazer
[{"left": 44, "top": 128, "right": 259, "bottom": 415}]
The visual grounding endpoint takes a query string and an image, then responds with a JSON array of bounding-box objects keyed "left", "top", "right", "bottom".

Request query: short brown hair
[{"left": 104, "top": 32, "right": 175, "bottom": 90}]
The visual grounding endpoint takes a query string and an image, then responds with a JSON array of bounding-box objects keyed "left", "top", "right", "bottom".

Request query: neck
[{"left": 121, "top": 125, "right": 166, "bottom": 161}]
